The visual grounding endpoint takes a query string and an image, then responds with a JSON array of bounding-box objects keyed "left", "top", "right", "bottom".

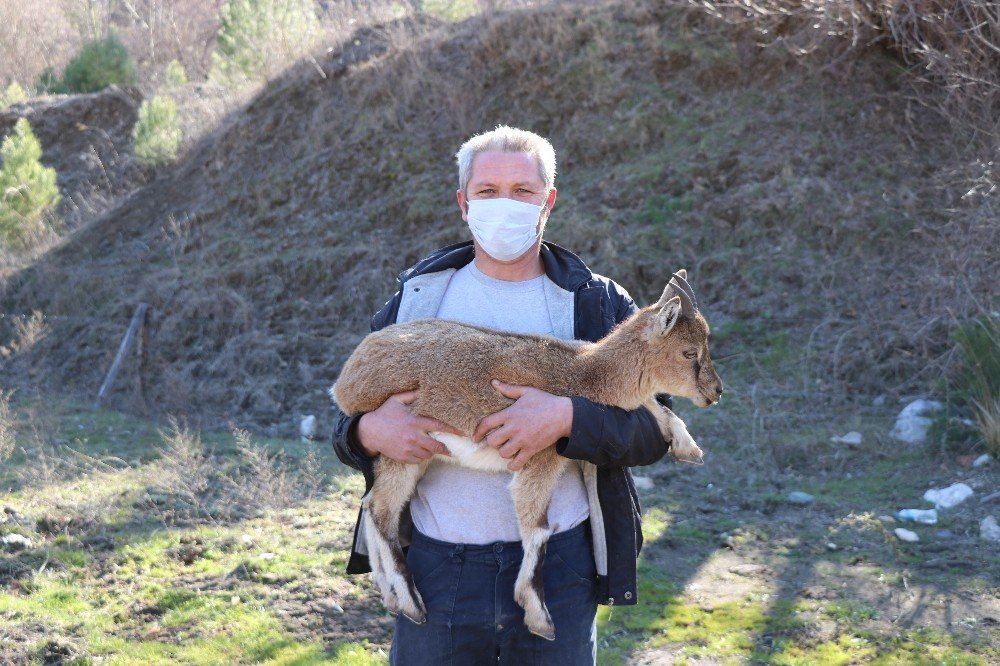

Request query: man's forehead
[{"left": 468, "top": 151, "right": 543, "bottom": 184}]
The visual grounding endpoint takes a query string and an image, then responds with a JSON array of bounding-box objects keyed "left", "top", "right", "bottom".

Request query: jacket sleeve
[
  {"left": 330, "top": 289, "right": 401, "bottom": 485},
  {"left": 556, "top": 278, "right": 671, "bottom": 468},
  {"left": 557, "top": 398, "right": 669, "bottom": 467}
]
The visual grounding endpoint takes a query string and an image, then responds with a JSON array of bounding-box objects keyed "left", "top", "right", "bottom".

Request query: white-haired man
[{"left": 333, "top": 126, "right": 671, "bottom": 664}]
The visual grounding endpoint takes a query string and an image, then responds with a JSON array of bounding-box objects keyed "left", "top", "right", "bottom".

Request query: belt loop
[{"left": 451, "top": 544, "right": 464, "bottom": 561}]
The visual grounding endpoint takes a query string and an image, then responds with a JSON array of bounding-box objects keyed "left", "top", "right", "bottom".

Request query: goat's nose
[{"left": 715, "top": 381, "right": 724, "bottom": 399}]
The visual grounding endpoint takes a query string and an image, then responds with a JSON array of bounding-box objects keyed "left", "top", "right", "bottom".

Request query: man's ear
[
  {"left": 655, "top": 297, "right": 682, "bottom": 336},
  {"left": 456, "top": 189, "right": 469, "bottom": 222}
]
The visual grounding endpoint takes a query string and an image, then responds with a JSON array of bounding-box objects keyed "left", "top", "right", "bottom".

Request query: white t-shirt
[{"left": 408, "top": 261, "right": 590, "bottom": 544}]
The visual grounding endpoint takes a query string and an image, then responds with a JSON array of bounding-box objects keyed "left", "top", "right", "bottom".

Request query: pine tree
[
  {"left": 0, "top": 119, "right": 61, "bottom": 250},
  {"left": 133, "top": 96, "right": 183, "bottom": 168},
  {"left": 211, "top": 0, "right": 322, "bottom": 86}
]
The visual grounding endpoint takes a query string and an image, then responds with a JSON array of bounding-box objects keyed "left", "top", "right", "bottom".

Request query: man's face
[{"left": 456, "top": 151, "right": 557, "bottom": 225}]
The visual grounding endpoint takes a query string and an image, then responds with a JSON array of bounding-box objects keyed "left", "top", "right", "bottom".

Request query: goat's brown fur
[{"left": 332, "top": 273, "right": 722, "bottom": 639}]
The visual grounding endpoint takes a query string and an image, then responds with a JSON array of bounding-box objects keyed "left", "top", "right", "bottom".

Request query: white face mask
[{"left": 466, "top": 197, "right": 544, "bottom": 262}]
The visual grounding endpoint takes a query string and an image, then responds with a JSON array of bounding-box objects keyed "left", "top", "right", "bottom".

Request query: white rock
[
  {"left": 241, "top": 534, "right": 254, "bottom": 547},
  {"left": 889, "top": 416, "right": 934, "bottom": 445},
  {"left": 259, "top": 552, "right": 276, "bottom": 560},
  {"left": 980, "top": 516, "right": 1000, "bottom": 543},
  {"left": 897, "top": 399, "right": 944, "bottom": 419},
  {"left": 1, "top": 534, "right": 31, "bottom": 551},
  {"left": 300, "top": 415, "right": 317, "bottom": 442},
  {"left": 788, "top": 491, "right": 815, "bottom": 505},
  {"left": 894, "top": 528, "right": 919, "bottom": 543},
  {"left": 632, "top": 476, "right": 655, "bottom": 491},
  {"left": 873, "top": 395, "right": 887, "bottom": 407},
  {"left": 973, "top": 454, "right": 992, "bottom": 468},
  {"left": 923, "top": 483, "right": 974, "bottom": 509},
  {"left": 830, "top": 431, "right": 863, "bottom": 446}
]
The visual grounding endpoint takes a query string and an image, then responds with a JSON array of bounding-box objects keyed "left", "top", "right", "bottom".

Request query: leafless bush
[
  {"left": 144, "top": 417, "right": 327, "bottom": 524},
  {"left": 684, "top": 0, "right": 1000, "bottom": 144},
  {"left": 0, "top": 311, "right": 48, "bottom": 361}
]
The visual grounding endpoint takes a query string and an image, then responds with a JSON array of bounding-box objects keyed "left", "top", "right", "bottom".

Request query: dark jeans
[{"left": 389, "top": 521, "right": 598, "bottom": 665}]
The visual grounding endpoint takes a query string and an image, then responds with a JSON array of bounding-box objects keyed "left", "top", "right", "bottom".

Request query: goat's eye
[{"left": 683, "top": 350, "right": 697, "bottom": 360}]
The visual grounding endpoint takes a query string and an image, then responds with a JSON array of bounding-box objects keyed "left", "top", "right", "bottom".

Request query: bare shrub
[
  {"left": 143, "top": 418, "right": 327, "bottom": 524},
  {"left": 0, "top": 311, "right": 48, "bottom": 361},
  {"left": 147, "top": 416, "right": 216, "bottom": 521},
  {"left": 684, "top": 0, "right": 1000, "bottom": 144}
]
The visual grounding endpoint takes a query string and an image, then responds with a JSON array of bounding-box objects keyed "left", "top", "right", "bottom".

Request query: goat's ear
[{"left": 655, "top": 296, "right": 682, "bottom": 336}]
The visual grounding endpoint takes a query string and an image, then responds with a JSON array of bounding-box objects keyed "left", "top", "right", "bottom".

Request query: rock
[
  {"left": 826, "top": 542, "right": 839, "bottom": 551},
  {"left": 241, "top": 534, "right": 254, "bottom": 547},
  {"left": 934, "top": 530, "right": 955, "bottom": 540},
  {"left": 830, "top": 431, "right": 863, "bottom": 446},
  {"left": 1, "top": 533, "right": 31, "bottom": 551},
  {"left": 788, "top": 491, "right": 815, "bottom": 505},
  {"left": 894, "top": 528, "right": 919, "bottom": 543},
  {"left": 873, "top": 395, "right": 887, "bottom": 407},
  {"left": 889, "top": 399, "right": 943, "bottom": 445},
  {"left": 896, "top": 508, "right": 938, "bottom": 524},
  {"left": 923, "top": 483, "right": 974, "bottom": 509},
  {"left": 981, "top": 516, "right": 1000, "bottom": 543},
  {"left": 728, "top": 564, "right": 768, "bottom": 577},
  {"left": 973, "top": 454, "right": 992, "bottom": 468},
  {"left": 898, "top": 399, "right": 945, "bottom": 419},
  {"left": 259, "top": 552, "right": 276, "bottom": 560},
  {"left": 878, "top": 515, "right": 896, "bottom": 523},
  {"left": 632, "top": 476, "right": 655, "bottom": 491}
]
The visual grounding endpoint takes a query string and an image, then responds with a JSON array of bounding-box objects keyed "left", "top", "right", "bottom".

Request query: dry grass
[{"left": 685, "top": 0, "right": 1000, "bottom": 146}]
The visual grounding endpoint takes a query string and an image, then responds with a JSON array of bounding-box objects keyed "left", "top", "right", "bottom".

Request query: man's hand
[
  {"left": 356, "top": 390, "right": 462, "bottom": 464},
  {"left": 472, "top": 380, "right": 573, "bottom": 471}
]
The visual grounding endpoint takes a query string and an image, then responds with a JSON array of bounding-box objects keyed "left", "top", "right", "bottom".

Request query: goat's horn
[{"left": 669, "top": 272, "right": 698, "bottom": 318}]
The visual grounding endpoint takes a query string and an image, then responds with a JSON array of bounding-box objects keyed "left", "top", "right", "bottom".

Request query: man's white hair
[{"left": 455, "top": 126, "right": 557, "bottom": 194}]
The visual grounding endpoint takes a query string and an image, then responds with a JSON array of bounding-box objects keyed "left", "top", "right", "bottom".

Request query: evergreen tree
[
  {"left": 0, "top": 82, "right": 28, "bottom": 109},
  {"left": 133, "top": 96, "right": 183, "bottom": 168},
  {"left": 62, "top": 34, "right": 137, "bottom": 93},
  {"left": 0, "top": 119, "right": 61, "bottom": 250},
  {"left": 212, "top": 0, "right": 322, "bottom": 86}
]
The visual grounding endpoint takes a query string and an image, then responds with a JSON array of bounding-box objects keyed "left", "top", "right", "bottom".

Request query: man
[{"left": 333, "top": 126, "right": 671, "bottom": 664}]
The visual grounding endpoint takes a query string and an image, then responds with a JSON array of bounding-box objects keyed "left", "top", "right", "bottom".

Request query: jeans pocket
[
  {"left": 407, "top": 545, "right": 453, "bottom": 587},
  {"left": 548, "top": 549, "right": 596, "bottom": 587}
]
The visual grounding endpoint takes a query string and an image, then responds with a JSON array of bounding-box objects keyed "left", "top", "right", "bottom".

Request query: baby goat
[{"left": 332, "top": 271, "right": 722, "bottom": 640}]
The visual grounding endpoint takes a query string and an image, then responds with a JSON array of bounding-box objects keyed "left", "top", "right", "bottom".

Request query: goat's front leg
[
  {"left": 364, "top": 458, "right": 427, "bottom": 623},
  {"left": 644, "top": 400, "right": 704, "bottom": 465},
  {"left": 509, "top": 449, "right": 567, "bottom": 641}
]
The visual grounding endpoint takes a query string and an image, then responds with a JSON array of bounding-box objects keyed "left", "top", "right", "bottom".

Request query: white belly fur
[{"left": 428, "top": 432, "right": 511, "bottom": 474}]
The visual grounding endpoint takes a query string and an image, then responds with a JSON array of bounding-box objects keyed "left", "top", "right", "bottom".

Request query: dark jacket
[{"left": 331, "top": 241, "right": 671, "bottom": 606}]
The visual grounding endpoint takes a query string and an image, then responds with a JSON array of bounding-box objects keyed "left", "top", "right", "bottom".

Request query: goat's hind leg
[
  {"left": 510, "top": 451, "right": 567, "bottom": 641},
  {"left": 364, "top": 459, "right": 426, "bottom": 623}
]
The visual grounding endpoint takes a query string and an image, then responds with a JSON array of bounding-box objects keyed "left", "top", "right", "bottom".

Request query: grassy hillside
[{"left": 0, "top": 1, "right": 996, "bottom": 436}]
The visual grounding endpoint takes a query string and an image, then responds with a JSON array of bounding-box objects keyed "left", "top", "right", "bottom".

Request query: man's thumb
[{"left": 492, "top": 380, "right": 526, "bottom": 399}]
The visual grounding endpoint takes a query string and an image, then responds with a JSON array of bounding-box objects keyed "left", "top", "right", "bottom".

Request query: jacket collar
[{"left": 397, "top": 240, "right": 593, "bottom": 291}]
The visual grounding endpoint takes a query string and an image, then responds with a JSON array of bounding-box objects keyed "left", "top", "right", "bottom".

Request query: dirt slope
[{"left": 0, "top": 2, "right": 996, "bottom": 432}]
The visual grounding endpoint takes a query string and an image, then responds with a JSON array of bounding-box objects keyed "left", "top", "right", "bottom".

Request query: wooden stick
[{"left": 95, "top": 303, "right": 149, "bottom": 409}]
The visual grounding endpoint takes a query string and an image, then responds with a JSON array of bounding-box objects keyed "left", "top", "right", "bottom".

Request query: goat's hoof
[
  {"left": 528, "top": 622, "right": 556, "bottom": 641},
  {"left": 401, "top": 609, "right": 427, "bottom": 625},
  {"left": 671, "top": 444, "right": 704, "bottom": 465},
  {"left": 673, "top": 452, "right": 704, "bottom": 465}
]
